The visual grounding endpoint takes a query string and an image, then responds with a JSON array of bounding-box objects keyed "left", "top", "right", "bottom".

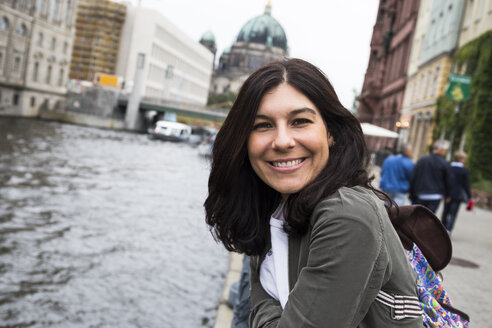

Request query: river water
[{"left": 0, "top": 118, "right": 229, "bottom": 328}]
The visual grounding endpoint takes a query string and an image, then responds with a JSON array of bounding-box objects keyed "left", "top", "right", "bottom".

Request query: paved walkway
[{"left": 440, "top": 205, "right": 492, "bottom": 327}]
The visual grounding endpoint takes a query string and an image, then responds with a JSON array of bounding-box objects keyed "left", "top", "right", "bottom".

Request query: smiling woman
[{"left": 204, "top": 58, "right": 422, "bottom": 327}]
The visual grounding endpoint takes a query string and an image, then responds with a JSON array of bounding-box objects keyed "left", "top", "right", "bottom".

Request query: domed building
[
  {"left": 211, "top": 1, "right": 288, "bottom": 95},
  {"left": 199, "top": 30, "right": 217, "bottom": 68}
]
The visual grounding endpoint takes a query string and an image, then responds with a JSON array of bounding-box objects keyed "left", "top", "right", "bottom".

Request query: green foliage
[
  {"left": 434, "top": 30, "right": 492, "bottom": 185},
  {"left": 206, "top": 91, "right": 237, "bottom": 108},
  {"left": 472, "top": 180, "right": 492, "bottom": 194}
]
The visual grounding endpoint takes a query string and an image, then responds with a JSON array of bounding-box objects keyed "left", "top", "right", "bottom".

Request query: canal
[{"left": 0, "top": 118, "right": 228, "bottom": 327}]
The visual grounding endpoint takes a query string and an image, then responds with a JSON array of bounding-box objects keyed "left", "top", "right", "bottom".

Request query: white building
[
  {"left": 116, "top": 4, "right": 213, "bottom": 107},
  {"left": 0, "top": 0, "right": 77, "bottom": 117}
]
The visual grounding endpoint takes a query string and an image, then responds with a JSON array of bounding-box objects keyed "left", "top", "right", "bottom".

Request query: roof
[
  {"left": 200, "top": 30, "right": 216, "bottom": 43},
  {"left": 235, "top": 2, "right": 287, "bottom": 50}
]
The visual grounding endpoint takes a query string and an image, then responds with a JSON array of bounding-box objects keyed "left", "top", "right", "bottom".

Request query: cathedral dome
[
  {"left": 236, "top": 2, "right": 288, "bottom": 51},
  {"left": 200, "top": 30, "right": 216, "bottom": 43}
]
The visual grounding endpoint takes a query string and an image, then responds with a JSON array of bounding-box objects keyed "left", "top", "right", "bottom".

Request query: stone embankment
[{"left": 213, "top": 252, "right": 243, "bottom": 328}]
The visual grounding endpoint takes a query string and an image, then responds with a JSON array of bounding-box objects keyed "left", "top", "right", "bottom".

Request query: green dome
[
  {"left": 200, "top": 30, "right": 216, "bottom": 43},
  {"left": 236, "top": 4, "right": 287, "bottom": 50}
]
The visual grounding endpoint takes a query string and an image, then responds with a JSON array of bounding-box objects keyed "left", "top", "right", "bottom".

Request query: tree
[
  {"left": 207, "top": 91, "right": 237, "bottom": 109},
  {"left": 434, "top": 31, "right": 492, "bottom": 184}
]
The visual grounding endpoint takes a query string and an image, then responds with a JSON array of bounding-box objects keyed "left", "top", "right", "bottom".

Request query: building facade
[
  {"left": 69, "top": 0, "right": 126, "bottom": 82},
  {"left": 401, "top": 0, "right": 465, "bottom": 160},
  {"left": 211, "top": 2, "right": 288, "bottom": 95},
  {"left": 458, "top": 0, "right": 492, "bottom": 46},
  {"left": 358, "top": 0, "right": 421, "bottom": 152},
  {"left": 0, "top": 0, "right": 77, "bottom": 117},
  {"left": 115, "top": 5, "right": 213, "bottom": 107}
]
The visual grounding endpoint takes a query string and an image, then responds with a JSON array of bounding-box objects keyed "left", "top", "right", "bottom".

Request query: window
[
  {"left": 476, "top": 0, "right": 485, "bottom": 20},
  {"left": 418, "top": 73, "right": 425, "bottom": 100},
  {"left": 63, "top": 41, "right": 68, "bottom": 54},
  {"left": 13, "top": 57, "right": 21, "bottom": 73},
  {"left": 54, "top": 0, "right": 61, "bottom": 19},
  {"left": 37, "top": 0, "right": 46, "bottom": 14},
  {"left": 16, "top": 23, "right": 27, "bottom": 36},
  {"left": 430, "top": 66, "right": 440, "bottom": 97},
  {"left": 0, "top": 17, "right": 9, "bottom": 31},
  {"left": 66, "top": 0, "right": 72, "bottom": 24},
  {"left": 13, "top": 93, "right": 19, "bottom": 105},
  {"left": 30, "top": 96, "right": 36, "bottom": 107},
  {"left": 424, "top": 70, "right": 432, "bottom": 99},
  {"left": 37, "top": 32, "right": 43, "bottom": 46},
  {"left": 33, "top": 62, "right": 39, "bottom": 81},
  {"left": 0, "top": 52, "right": 3, "bottom": 68},
  {"left": 166, "top": 65, "right": 174, "bottom": 79},
  {"left": 48, "top": 0, "right": 61, "bottom": 21},
  {"left": 58, "top": 68, "right": 64, "bottom": 86},
  {"left": 46, "top": 65, "right": 52, "bottom": 84},
  {"left": 50, "top": 37, "right": 56, "bottom": 50},
  {"left": 464, "top": 0, "right": 474, "bottom": 27}
]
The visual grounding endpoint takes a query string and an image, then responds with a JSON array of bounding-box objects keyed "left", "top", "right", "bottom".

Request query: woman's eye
[
  {"left": 292, "top": 118, "right": 312, "bottom": 126},
  {"left": 253, "top": 122, "right": 272, "bottom": 130}
]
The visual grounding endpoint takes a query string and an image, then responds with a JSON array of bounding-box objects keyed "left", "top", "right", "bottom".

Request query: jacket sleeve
[
  {"left": 404, "top": 160, "right": 414, "bottom": 182},
  {"left": 249, "top": 199, "right": 390, "bottom": 328},
  {"left": 442, "top": 160, "right": 453, "bottom": 198},
  {"left": 409, "top": 164, "right": 418, "bottom": 202},
  {"left": 464, "top": 168, "right": 472, "bottom": 200}
]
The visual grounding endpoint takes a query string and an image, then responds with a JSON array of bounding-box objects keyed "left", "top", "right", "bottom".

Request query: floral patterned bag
[{"left": 406, "top": 244, "right": 470, "bottom": 328}]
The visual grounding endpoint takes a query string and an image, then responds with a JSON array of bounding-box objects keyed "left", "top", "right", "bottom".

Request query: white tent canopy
[{"left": 360, "top": 123, "right": 399, "bottom": 138}]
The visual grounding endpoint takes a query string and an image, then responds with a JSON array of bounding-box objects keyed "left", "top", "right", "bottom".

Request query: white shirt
[{"left": 259, "top": 205, "right": 290, "bottom": 309}]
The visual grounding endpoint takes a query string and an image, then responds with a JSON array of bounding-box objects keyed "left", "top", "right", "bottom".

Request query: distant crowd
[{"left": 379, "top": 139, "right": 472, "bottom": 234}]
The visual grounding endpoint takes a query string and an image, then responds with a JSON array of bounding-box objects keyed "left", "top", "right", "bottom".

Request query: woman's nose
[{"left": 272, "top": 127, "right": 295, "bottom": 150}]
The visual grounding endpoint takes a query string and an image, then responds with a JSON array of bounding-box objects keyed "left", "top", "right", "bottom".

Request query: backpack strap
[{"left": 388, "top": 205, "right": 452, "bottom": 271}]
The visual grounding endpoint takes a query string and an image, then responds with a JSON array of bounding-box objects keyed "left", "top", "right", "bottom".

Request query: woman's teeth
[{"left": 272, "top": 159, "right": 303, "bottom": 167}]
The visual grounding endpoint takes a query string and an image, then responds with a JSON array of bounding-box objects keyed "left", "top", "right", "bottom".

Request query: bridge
[{"left": 118, "top": 96, "right": 228, "bottom": 127}]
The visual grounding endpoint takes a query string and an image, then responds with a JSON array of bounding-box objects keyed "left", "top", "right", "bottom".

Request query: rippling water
[{"left": 0, "top": 118, "right": 228, "bottom": 327}]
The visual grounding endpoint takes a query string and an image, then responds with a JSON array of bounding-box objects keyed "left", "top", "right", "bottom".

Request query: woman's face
[{"left": 247, "top": 83, "right": 332, "bottom": 197}]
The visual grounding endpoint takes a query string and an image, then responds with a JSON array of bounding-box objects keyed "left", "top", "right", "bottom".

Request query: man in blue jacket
[
  {"left": 379, "top": 144, "right": 414, "bottom": 205},
  {"left": 409, "top": 140, "right": 452, "bottom": 213}
]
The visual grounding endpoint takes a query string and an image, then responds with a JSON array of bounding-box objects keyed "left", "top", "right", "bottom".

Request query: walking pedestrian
[
  {"left": 379, "top": 144, "right": 414, "bottom": 205},
  {"left": 409, "top": 140, "right": 452, "bottom": 213},
  {"left": 441, "top": 151, "right": 471, "bottom": 233},
  {"left": 205, "top": 59, "right": 421, "bottom": 327}
]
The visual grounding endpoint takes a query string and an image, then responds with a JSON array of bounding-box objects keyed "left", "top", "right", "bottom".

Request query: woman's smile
[{"left": 269, "top": 158, "right": 305, "bottom": 169}]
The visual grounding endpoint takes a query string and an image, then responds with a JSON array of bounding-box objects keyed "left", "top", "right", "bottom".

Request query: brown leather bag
[{"left": 388, "top": 205, "right": 452, "bottom": 272}]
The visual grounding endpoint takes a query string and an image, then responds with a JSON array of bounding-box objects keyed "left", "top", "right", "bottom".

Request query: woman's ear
[{"left": 328, "top": 134, "right": 335, "bottom": 148}]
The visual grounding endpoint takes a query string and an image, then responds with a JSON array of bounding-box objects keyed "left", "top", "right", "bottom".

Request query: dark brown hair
[{"left": 204, "top": 58, "right": 389, "bottom": 255}]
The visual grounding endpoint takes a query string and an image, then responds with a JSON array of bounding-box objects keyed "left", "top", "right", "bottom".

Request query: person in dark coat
[
  {"left": 409, "top": 140, "right": 452, "bottom": 213},
  {"left": 442, "top": 151, "right": 471, "bottom": 233}
]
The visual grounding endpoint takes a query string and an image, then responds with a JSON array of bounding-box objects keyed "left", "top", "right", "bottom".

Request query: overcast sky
[{"left": 117, "top": 0, "right": 380, "bottom": 109}]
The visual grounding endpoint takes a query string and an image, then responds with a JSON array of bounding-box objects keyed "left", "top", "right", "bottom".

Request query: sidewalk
[{"left": 440, "top": 205, "right": 492, "bottom": 327}]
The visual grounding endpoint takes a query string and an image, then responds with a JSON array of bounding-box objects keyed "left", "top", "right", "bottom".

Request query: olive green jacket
[{"left": 250, "top": 186, "right": 422, "bottom": 328}]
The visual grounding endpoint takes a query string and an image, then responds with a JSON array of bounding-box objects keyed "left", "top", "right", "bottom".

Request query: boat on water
[{"left": 149, "top": 121, "right": 192, "bottom": 142}]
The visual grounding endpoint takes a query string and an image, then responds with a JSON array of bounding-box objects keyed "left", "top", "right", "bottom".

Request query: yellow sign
[{"left": 95, "top": 74, "right": 120, "bottom": 87}]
